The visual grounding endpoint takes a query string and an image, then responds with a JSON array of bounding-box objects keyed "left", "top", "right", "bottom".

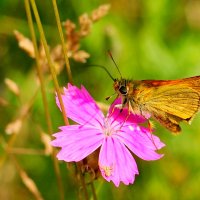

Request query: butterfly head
[{"left": 113, "top": 78, "right": 129, "bottom": 96}]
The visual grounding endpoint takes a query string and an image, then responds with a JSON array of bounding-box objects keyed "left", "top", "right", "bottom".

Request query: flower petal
[
  {"left": 51, "top": 125, "right": 104, "bottom": 162},
  {"left": 108, "top": 98, "right": 147, "bottom": 124},
  {"left": 56, "top": 84, "right": 104, "bottom": 127},
  {"left": 114, "top": 124, "right": 165, "bottom": 161},
  {"left": 139, "top": 127, "right": 165, "bottom": 149},
  {"left": 99, "top": 137, "right": 138, "bottom": 187}
]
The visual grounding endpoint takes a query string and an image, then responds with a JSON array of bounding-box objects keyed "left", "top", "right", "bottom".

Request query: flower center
[{"left": 103, "top": 118, "right": 115, "bottom": 136}]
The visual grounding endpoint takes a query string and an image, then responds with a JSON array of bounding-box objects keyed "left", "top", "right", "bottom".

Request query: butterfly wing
[{"left": 136, "top": 76, "right": 200, "bottom": 133}]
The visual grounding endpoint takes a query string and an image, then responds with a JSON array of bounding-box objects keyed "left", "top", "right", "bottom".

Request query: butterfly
[
  {"left": 101, "top": 52, "right": 200, "bottom": 133},
  {"left": 112, "top": 76, "right": 200, "bottom": 133}
]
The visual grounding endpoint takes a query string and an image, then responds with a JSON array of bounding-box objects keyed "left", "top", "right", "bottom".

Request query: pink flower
[{"left": 51, "top": 84, "right": 165, "bottom": 187}]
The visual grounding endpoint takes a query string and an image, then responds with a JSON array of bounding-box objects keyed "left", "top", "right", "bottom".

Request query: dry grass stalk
[
  {"left": 15, "top": 4, "right": 110, "bottom": 67},
  {"left": 5, "top": 119, "right": 22, "bottom": 135},
  {"left": 4, "top": 78, "right": 20, "bottom": 96},
  {"left": 14, "top": 30, "right": 35, "bottom": 58},
  {"left": 19, "top": 167, "right": 44, "bottom": 200},
  {"left": 40, "top": 132, "right": 52, "bottom": 155},
  {"left": 63, "top": 4, "right": 110, "bottom": 63}
]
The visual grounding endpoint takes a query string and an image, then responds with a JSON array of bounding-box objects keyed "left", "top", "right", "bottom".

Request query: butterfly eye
[{"left": 119, "top": 86, "right": 127, "bottom": 95}]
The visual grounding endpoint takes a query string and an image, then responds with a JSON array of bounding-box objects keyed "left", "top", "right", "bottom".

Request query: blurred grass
[{"left": 1, "top": 0, "right": 200, "bottom": 200}]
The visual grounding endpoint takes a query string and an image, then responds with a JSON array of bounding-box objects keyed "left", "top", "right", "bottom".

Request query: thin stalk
[
  {"left": 0, "top": 134, "right": 17, "bottom": 168},
  {"left": 52, "top": 1, "right": 90, "bottom": 199},
  {"left": 29, "top": 0, "right": 69, "bottom": 126},
  {"left": 1, "top": 87, "right": 39, "bottom": 168},
  {"left": 90, "top": 181, "right": 97, "bottom": 200},
  {"left": 11, "top": 155, "right": 44, "bottom": 200},
  {"left": 51, "top": 0, "right": 73, "bottom": 83},
  {"left": 25, "top": 0, "right": 52, "bottom": 136},
  {"left": 77, "top": 163, "right": 89, "bottom": 200},
  {"left": 7, "top": 147, "right": 46, "bottom": 155},
  {"left": 25, "top": 1, "right": 65, "bottom": 200}
]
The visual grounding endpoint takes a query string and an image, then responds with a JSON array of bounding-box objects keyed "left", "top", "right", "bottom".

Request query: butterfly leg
[
  {"left": 117, "top": 100, "right": 131, "bottom": 130},
  {"left": 113, "top": 97, "right": 127, "bottom": 112},
  {"left": 119, "top": 100, "right": 132, "bottom": 129}
]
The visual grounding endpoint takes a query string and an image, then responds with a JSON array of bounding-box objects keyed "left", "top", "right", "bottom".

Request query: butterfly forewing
[
  {"left": 143, "top": 85, "right": 200, "bottom": 119},
  {"left": 128, "top": 76, "right": 200, "bottom": 133}
]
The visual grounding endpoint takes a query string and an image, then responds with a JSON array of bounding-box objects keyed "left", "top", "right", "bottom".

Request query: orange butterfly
[{"left": 113, "top": 76, "right": 200, "bottom": 133}]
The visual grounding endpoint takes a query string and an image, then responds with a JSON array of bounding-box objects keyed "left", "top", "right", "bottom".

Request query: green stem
[
  {"left": 51, "top": 0, "right": 73, "bottom": 83},
  {"left": 25, "top": 1, "right": 65, "bottom": 200},
  {"left": 29, "top": 0, "right": 69, "bottom": 126},
  {"left": 77, "top": 163, "right": 89, "bottom": 200},
  {"left": 25, "top": 0, "right": 52, "bottom": 137},
  {"left": 90, "top": 181, "right": 97, "bottom": 200}
]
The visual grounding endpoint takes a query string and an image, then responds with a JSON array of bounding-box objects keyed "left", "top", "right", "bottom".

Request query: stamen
[{"left": 100, "top": 164, "right": 113, "bottom": 177}]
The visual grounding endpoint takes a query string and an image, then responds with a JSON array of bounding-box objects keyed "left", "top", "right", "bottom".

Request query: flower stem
[
  {"left": 77, "top": 163, "right": 89, "bottom": 200},
  {"left": 29, "top": 0, "right": 69, "bottom": 126},
  {"left": 90, "top": 181, "right": 97, "bottom": 200},
  {"left": 51, "top": 0, "right": 73, "bottom": 83}
]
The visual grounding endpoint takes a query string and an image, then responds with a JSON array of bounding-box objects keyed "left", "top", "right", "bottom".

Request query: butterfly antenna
[
  {"left": 108, "top": 50, "right": 122, "bottom": 78},
  {"left": 87, "top": 64, "right": 115, "bottom": 81}
]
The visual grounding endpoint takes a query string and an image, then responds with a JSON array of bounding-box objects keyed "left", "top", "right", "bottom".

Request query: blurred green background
[{"left": 1, "top": 0, "right": 200, "bottom": 199}]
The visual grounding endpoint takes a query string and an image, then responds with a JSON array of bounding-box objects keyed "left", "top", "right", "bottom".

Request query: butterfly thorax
[
  {"left": 113, "top": 79, "right": 144, "bottom": 112},
  {"left": 113, "top": 78, "right": 140, "bottom": 97}
]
